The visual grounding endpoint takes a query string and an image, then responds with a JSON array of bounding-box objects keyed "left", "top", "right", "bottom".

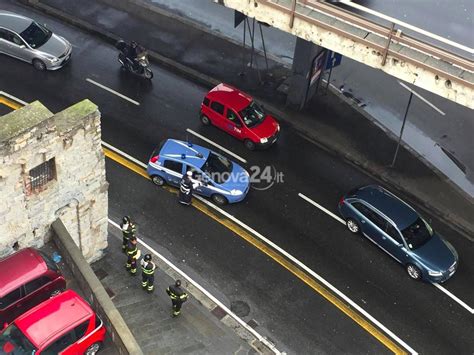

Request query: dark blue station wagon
[{"left": 338, "top": 185, "right": 458, "bottom": 283}]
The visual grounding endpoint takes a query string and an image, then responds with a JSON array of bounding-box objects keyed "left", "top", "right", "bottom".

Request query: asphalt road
[
  {"left": 1, "top": 3, "right": 473, "bottom": 354},
  {"left": 149, "top": 0, "right": 474, "bottom": 196}
]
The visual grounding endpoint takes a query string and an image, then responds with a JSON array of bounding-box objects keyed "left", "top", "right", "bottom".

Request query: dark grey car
[
  {"left": 0, "top": 11, "right": 72, "bottom": 70},
  {"left": 338, "top": 185, "right": 458, "bottom": 282}
]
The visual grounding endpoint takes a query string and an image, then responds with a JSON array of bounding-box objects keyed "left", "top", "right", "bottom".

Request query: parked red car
[
  {"left": 0, "top": 290, "right": 106, "bottom": 354},
  {"left": 200, "top": 83, "right": 280, "bottom": 150},
  {"left": 0, "top": 248, "right": 66, "bottom": 325}
]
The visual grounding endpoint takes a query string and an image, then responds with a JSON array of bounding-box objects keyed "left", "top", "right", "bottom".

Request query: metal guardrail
[{"left": 260, "top": 0, "right": 473, "bottom": 88}]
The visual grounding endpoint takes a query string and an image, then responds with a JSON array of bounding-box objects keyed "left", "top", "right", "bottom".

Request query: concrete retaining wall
[{"left": 52, "top": 219, "right": 143, "bottom": 355}]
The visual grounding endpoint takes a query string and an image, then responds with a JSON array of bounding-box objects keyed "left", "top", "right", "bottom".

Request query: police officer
[
  {"left": 125, "top": 236, "right": 140, "bottom": 276},
  {"left": 120, "top": 216, "right": 137, "bottom": 253},
  {"left": 178, "top": 171, "right": 194, "bottom": 205},
  {"left": 140, "top": 254, "right": 156, "bottom": 293},
  {"left": 166, "top": 279, "right": 188, "bottom": 317}
]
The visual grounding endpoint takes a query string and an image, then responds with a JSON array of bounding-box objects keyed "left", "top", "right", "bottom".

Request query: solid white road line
[
  {"left": 298, "top": 192, "right": 346, "bottom": 224},
  {"left": 194, "top": 195, "right": 417, "bottom": 355},
  {"left": 398, "top": 82, "right": 445, "bottom": 116},
  {"left": 433, "top": 283, "right": 474, "bottom": 314},
  {"left": 86, "top": 78, "right": 140, "bottom": 106},
  {"left": 101, "top": 141, "right": 148, "bottom": 168},
  {"left": 104, "top": 143, "right": 416, "bottom": 354},
  {"left": 108, "top": 218, "right": 281, "bottom": 354},
  {"left": 299, "top": 191, "right": 474, "bottom": 315},
  {"left": 0, "top": 91, "right": 28, "bottom": 105},
  {"left": 186, "top": 128, "right": 247, "bottom": 164}
]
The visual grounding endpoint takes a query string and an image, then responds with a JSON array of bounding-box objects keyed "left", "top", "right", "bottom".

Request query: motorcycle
[{"left": 115, "top": 40, "right": 153, "bottom": 79}]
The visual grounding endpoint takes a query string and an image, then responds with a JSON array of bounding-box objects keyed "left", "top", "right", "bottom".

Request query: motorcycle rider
[
  {"left": 125, "top": 41, "right": 140, "bottom": 71},
  {"left": 116, "top": 39, "right": 152, "bottom": 78}
]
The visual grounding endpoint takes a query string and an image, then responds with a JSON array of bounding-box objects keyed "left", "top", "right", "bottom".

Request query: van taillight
[
  {"left": 338, "top": 196, "right": 345, "bottom": 205},
  {"left": 150, "top": 155, "right": 159, "bottom": 163}
]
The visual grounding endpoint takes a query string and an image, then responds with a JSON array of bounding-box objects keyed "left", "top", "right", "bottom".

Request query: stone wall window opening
[{"left": 27, "top": 158, "right": 56, "bottom": 194}]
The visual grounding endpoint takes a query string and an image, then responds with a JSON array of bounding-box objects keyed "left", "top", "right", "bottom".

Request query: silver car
[{"left": 0, "top": 11, "right": 72, "bottom": 70}]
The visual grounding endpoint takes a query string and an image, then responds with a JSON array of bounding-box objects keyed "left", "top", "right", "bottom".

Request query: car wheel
[
  {"left": 144, "top": 69, "right": 153, "bottom": 79},
  {"left": 244, "top": 139, "right": 256, "bottom": 151},
  {"left": 85, "top": 342, "right": 101, "bottom": 355},
  {"left": 200, "top": 114, "right": 211, "bottom": 126},
  {"left": 406, "top": 264, "right": 422, "bottom": 280},
  {"left": 32, "top": 59, "right": 46, "bottom": 71},
  {"left": 151, "top": 175, "right": 165, "bottom": 186},
  {"left": 346, "top": 218, "right": 360, "bottom": 234},
  {"left": 211, "top": 194, "right": 228, "bottom": 205}
]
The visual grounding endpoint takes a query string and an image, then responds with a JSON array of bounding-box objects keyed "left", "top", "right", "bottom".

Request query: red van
[
  {"left": 0, "top": 290, "right": 106, "bottom": 354},
  {"left": 200, "top": 83, "right": 280, "bottom": 150},
  {"left": 0, "top": 248, "right": 66, "bottom": 325}
]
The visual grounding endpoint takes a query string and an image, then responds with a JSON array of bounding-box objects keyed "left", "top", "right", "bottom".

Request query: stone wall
[{"left": 0, "top": 99, "right": 108, "bottom": 262}]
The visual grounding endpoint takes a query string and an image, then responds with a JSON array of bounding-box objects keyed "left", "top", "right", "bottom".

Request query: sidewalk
[
  {"left": 21, "top": 0, "right": 474, "bottom": 240},
  {"left": 90, "top": 229, "right": 256, "bottom": 354}
]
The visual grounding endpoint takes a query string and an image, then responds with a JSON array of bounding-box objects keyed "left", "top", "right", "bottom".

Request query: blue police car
[{"left": 147, "top": 139, "right": 250, "bottom": 205}]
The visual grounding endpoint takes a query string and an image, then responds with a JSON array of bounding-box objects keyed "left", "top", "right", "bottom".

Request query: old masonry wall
[{"left": 0, "top": 99, "right": 108, "bottom": 262}]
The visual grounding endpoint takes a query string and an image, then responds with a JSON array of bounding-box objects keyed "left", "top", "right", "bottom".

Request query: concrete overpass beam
[{"left": 222, "top": 0, "right": 474, "bottom": 109}]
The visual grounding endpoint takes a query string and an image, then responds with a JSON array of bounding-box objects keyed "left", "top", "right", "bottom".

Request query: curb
[
  {"left": 106, "top": 225, "right": 280, "bottom": 354},
  {"left": 152, "top": 250, "right": 278, "bottom": 355},
  {"left": 52, "top": 218, "right": 143, "bottom": 355},
  {"left": 259, "top": 91, "right": 474, "bottom": 242},
  {"left": 21, "top": 0, "right": 473, "bottom": 241},
  {"left": 98, "top": 0, "right": 292, "bottom": 69}
]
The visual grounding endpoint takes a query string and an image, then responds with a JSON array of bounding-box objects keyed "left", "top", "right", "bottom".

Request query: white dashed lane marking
[
  {"left": 186, "top": 128, "right": 247, "bottom": 164},
  {"left": 298, "top": 192, "right": 474, "bottom": 315},
  {"left": 86, "top": 78, "right": 140, "bottom": 106}
]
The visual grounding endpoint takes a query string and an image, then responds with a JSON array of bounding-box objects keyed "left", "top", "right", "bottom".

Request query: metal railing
[{"left": 259, "top": 0, "right": 473, "bottom": 88}]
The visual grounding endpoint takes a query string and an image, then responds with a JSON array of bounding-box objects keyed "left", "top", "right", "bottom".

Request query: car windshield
[
  {"left": 0, "top": 324, "right": 36, "bottom": 354},
  {"left": 202, "top": 152, "right": 233, "bottom": 184},
  {"left": 401, "top": 217, "right": 433, "bottom": 249},
  {"left": 239, "top": 101, "right": 265, "bottom": 128},
  {"left": 20, "top": 21, "right": 52, "bottom": 48}
]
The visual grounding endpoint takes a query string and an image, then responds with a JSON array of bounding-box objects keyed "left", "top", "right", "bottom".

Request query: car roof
[
  {"left": 350, "top": 185, "right": 419, "bottom": 230},
  {"left": 206, "top": 83, "right": 253, "bottom": 112},
  {"left": 14, "top": 290, "right": 93, "bottom": 348},
  {"left": 0, "top": 11, "right": 32, "bottom": 33},
  {"left": 0, "top": 248, "right": 47, "bottom": 297},
  {"left": 159, "top": 139, "right": 210, "bottom": 169}
]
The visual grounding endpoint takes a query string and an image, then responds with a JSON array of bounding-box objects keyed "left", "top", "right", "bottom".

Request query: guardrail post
[
  {"left": 381, "top": 22, "right": 395, "bottom": 66},
  {"left": 289, "top": 0, "right": 297, "bottom": 28}
]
